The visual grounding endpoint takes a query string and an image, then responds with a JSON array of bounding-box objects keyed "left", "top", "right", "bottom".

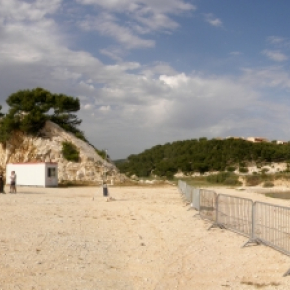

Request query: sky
[{"left": 1, "top": 0, "right": 290, "bottom": 159}]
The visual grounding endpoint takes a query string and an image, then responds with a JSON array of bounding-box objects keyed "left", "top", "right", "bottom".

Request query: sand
[{"left": 1, "top": 184, "right": 290, "bottom": 290}]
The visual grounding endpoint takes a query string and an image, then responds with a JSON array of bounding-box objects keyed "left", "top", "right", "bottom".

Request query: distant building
[
  {"left": 247, "top": 137, "right": 269, "bottom": 143},
  {"left": 276, "top": 140, "right": 287, "bottom": 145}
]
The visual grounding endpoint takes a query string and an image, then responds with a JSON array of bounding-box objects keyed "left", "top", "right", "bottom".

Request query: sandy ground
[{"left": 1, "top": 185, "right": 290, "bottom": 289}]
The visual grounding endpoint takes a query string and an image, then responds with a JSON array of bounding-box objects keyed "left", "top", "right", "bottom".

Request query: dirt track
[{"left": 0, "top": 185, "right": 290, "bottom": 289}]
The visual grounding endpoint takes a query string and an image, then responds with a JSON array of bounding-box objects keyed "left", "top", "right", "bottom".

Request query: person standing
[
  {"left": 103, "top": 181, "right": 108, "bottom": 197},
  {"left": 0, "top": 173, "right": 4, "bottom": 194},
  {"left": 10, "top": 171, "right": 16, "bottom": 193}
]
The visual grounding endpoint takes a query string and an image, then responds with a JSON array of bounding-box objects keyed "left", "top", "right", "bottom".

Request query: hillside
[
  {"left": 0, "top": 120, "right": 123, "bottom": 184},
  {"left": 116, "top": 138, "right": 290, "bottom": 178}
]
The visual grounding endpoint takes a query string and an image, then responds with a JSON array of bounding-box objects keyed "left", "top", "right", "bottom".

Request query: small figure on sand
[
  {"left": 103, "top": 181, "right": 108, "bottom": 197},
  {"left": 103, "top": 180, "right": 114, "bottom": 201},
  {"left": 10, "top": 171, "right": 16, "bottom": 193},
  {"left": 0, "top": 173, "right": 5, "bottom": 194}
]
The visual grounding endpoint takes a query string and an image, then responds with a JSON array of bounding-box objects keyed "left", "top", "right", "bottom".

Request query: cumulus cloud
[
  {"left": 204, "top": 13, "right": 223, "bottom": 27},
  {"left": 159, "top": 73, "right": 189, "bottom": 88},
  {"left": 262, "top": 50, "right": 288, "bottom": 62}
]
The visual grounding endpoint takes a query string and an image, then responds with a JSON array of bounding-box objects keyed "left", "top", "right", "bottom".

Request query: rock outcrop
[{"left": 0, "top": 121, "right": 123, "bottom": 184}]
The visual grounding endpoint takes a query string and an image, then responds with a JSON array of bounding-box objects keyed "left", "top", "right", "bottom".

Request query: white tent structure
[{"left": 6, "top": 162, "right": 58, "bottom": 187}]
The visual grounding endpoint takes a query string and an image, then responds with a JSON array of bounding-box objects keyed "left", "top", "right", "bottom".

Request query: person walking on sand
[
  {"left": 10, "top": 171, "right": 16, "bottom": 193},
  {"left": 0, "top": 173, "right": 5, "bottom": 194},
  {"left": 103, "top": 181, "right": 108, "bottom": 198},
  {"left": 102, "top": 180, "right": 114, "bottom": 202}
]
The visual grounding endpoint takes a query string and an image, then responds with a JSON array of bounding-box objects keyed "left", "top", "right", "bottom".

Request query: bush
[
  {"left": 263, "top": 181, "right": 274, "bottom": 188},
  {"left": 226, "top": 166, "right": 236, "bottom": 172},
  {"left": 239, "top": 167, "right": 249, "bottom": 173},
  {"left": 245, "top": 175, "right": 262, "bottom": 186},
  {"left": 239, "top": 162, "right": 246, "bottom": 167},
  {"left": 223, "top": 176, "right": 242, "bottom": 186},
  {"left": 62, "top": 141, "right": 80, "bottom": 162},
  {"left": 206, "top": 172, "right": 240, "bottom": 185},
  {"left": 95, "top": 149, "right": 107, "bottom": 160}
]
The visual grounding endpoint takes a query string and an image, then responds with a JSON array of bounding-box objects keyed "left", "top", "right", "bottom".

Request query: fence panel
[
  {"left": 254, "top": 202, "right": 290, "bottom": 256},
  {"left": 192, "top": 188, "right": 200, "bottom": 210},
  {"left": 216, "top": 194, "right": 253, "bottom": 237},
  {"left": 199, "top": 189, "right": 217, "bottom": 222},
  {"left": 185, "top": 185, "right": 193, "bottom": 202},
  {"left": 178, "top": 180, "right": 187, "bottom": 195}
]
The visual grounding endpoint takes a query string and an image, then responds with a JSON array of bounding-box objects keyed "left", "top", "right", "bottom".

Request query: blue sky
[{"left": 1, "top": 0, "right": 290, "bottom": 159}]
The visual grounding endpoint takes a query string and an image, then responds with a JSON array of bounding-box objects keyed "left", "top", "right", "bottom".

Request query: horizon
[{"left": 1, "top": 1, "right": 290, "bottom": 159}]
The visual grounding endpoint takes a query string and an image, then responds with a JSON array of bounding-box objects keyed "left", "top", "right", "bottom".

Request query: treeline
[{"left": 115, "top": 138, "right": 290, "bottom": 179}]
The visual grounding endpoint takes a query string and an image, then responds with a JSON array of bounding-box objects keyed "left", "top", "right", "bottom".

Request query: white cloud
[
  {"left": 79, "top": 13, "right": 155, "bottom": 49},
  {"left": 100, "top": 47, "right": 123, "bottom": 61},
  {"left": 99, "top": 105, "right": 111, "bottom": 111},
  {"left": 267, "top": 36, "right": 285, "bottom": 45},
  {"left": 204, "top": 13, "right": 223, "bottom": 27},
  {"left": 230, "top": 51, "right": 242, "bottom": 56},
  {"left": 159, "top": 73, "right": 189, "bottom": 88},
  {"left": 241, "top": 66, "right": 290, "bottom": 89},
  {"left": 83, "top": 104, "right": 93, "bottom": 110},
  {"left": 77, "top": 0, "right": 195, "bottom": 49},
  {"left": 262, "top": 50, "right": 288, "bottom": 62},
  {"left": 76, "top": 0, "right": 195, "bottom": 14},
  {"left": 0, "top": 0, "right": 61, "bottom": 22},
  {"left": 3, "top": 1, "right": 290, "bottom": 159}
]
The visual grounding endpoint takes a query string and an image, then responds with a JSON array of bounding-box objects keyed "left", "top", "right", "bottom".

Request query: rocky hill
[{"left": 0, "top": 121, "right": 123, "bottom": 184}]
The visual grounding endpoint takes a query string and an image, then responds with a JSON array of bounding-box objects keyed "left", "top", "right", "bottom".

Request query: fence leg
[
  {"left": 242, "top": 238, "right": 260, "bottom": 248},
  {"left": 207, "top": 223, "right": 225, "bottom": 231},
  {"left": 283, "top": 268, "right": 290, "bottom": 277}
]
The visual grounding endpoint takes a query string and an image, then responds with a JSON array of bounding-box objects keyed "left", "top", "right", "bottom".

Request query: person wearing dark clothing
[
  {"left": 10, "top": 171, "right": 16, "bottom": 193},
  {"left": 0, "top": 174, "right": 4, "bottom": 194},
  {"left": 103, "top": 181, "right": 108, "bottom": 197}
]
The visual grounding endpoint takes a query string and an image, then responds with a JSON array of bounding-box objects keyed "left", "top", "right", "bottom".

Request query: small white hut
[{"left": 6, "top": 162, "right": 58, "bottom": 187}]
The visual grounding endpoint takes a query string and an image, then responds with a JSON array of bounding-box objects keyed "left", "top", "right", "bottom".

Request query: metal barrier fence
[
  {"left": 185, "top": 185, "right": 192, "bottom": 202},
  {"left": 178, "top": 180, "right": 187, "bottom": 195},
  {"left": 253, "top": 202, "right": 290, "bottom": 256},
  {"left": 216, "top": 194, "right": 253, "bottom": 238},
  {"left": 199, "top": 189, "right": 217, "bottom": 222},
  {"left": 192, "top": 188, "right": 200, "bottom": 210},
  {"left": 177, "top": 180, "right": 290, "bottom": 276}
]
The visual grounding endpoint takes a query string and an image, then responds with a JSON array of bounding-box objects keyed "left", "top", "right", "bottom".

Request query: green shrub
[
  {"left": 226, "top": 166, "right": 236, "bottom": 172},
  {"left": 239, "top": 162, "right": 246, "bottom": 167},
  {"left": 239, "top": 167, "right": 249, "bottom": 173},
  {"left": 245, "top": 175, "right": 262, "bottom": 186},
  {"left": 95, "top": 149, "right": 107, "bottom": 160},
  {"left": 62, "top": 141, "right": 80, "bottom": 162},
  {"left": 223, "top": 177, "right": 242, "bottom": 186},
  {"left": 206, "top": 172, "right": 240, "bottom": 185},
  {"left": 263, "top": 181, "right": 274, "bottom": 188}
]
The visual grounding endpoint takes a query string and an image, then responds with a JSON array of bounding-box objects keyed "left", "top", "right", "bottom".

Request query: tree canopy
[
  {"left": 115, "top": 138, "right": 290, "bottom": 178},
  {"left": 0, "top": 88, "right": 85, "bottom": 142}
]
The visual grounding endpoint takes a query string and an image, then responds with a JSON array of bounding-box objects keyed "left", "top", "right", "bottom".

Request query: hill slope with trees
[
  {"left": 115, "top": 138, "right": 290, "bottom": 179},
  {"left": 0, "top": 87, "right": 85, "bottom": 142}
]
